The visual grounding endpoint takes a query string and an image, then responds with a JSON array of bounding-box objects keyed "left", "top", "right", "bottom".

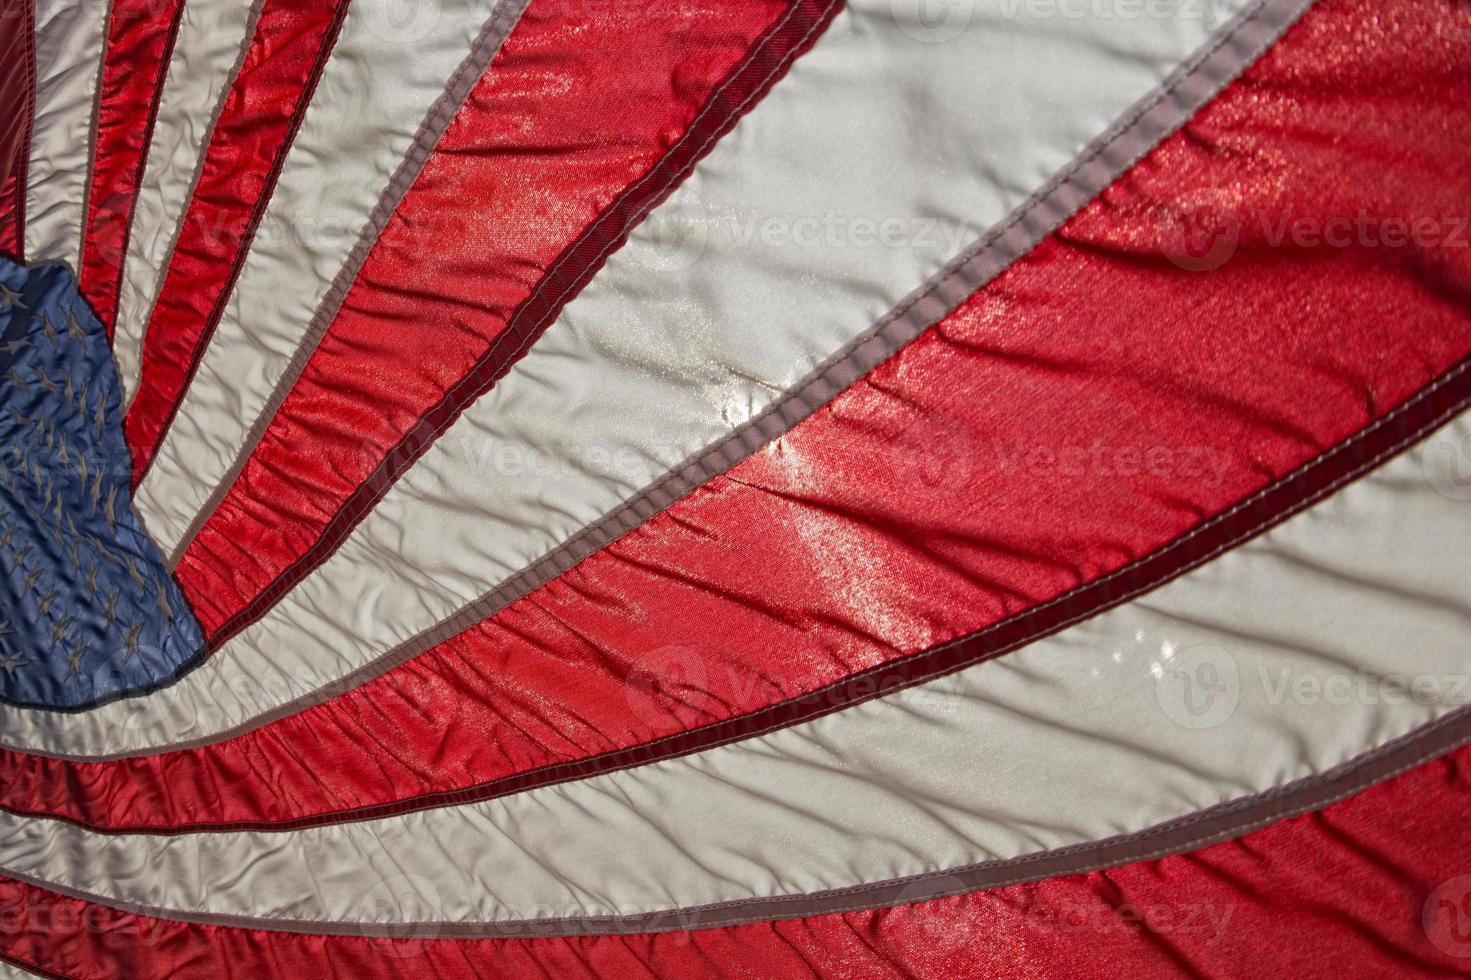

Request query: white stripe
[
  {"left": 112, "top": 0, "right": 259, "bottom": 405},
  {"left": 24, "top": 0, "right": 107, "bottom": 266},
  {"left": 132, "top": 0, "right": 503, "bottom": 548},
  {"left": 2, "top": 412, "right": 1468, "bottom": 923},
  {"left": 111, "top": 0, "right": 1254, "bottom": 754},
  {"left": 0, "top": 959, "right": 41, "bottom": 979}
]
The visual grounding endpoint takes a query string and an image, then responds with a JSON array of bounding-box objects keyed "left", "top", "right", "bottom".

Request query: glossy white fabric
[{"left": 1, "top": 412, "right": 1466, "bottom": 924}]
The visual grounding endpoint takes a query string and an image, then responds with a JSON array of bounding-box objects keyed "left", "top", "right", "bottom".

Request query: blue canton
[{"left": 0, "top": 258, "right": 203, "bottom": 708}]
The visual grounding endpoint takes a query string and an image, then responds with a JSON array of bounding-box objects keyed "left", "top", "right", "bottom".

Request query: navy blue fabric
[{"left": 0, "top": 258, "right": 203, "bottom": 708}]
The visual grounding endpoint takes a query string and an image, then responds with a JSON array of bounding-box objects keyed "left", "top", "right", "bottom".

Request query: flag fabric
[
  {"left": 0, "top": 261, "right": 203, "bottom": 707},
  {"left": 0, "top": 0, "right": 1469, "bottom": 976}
]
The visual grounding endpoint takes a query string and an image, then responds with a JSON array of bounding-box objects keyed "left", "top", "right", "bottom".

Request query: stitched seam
[
  {"left": 144, "top": 0, "right": 533, "bottom": 500},
  {"left": 128, "top": 0, "right": 353, "bottom": 478},
  {"left": 396, "top": 361, "right": 1471, "bottom": 799},
  {"left": 119, "top": 0, "right": 269, "bottom": 418},
  {"left": 659, "top": 714, "right": 1471, "bottom": 932},
  {"left": 9, "top": 0, "right": 35, "bottom": 261},
  {"left": 81, "top": 0, "right": 190, "bottom": 335},
  {"left": 196, "top": 0, "right": 841, "bottom": 650},
  {"left": 196, "top": 0, "right": 1284, "bottom": 649},
  {"left": 74, "top": 0, "right": 112, "bottom": 277},
  {"left": 0, "top": 0, "right": 1317, "bottom": 740},
  {"left": 1, "top": 708, "right": 1465, "bottom": 936},
  {"left": 313, "top": 0, "right": 1311, "bottom": 669},
  {"left": 5, "top": 338, "right": 1464, "bottom": 814},
  {"left": 154, "top": 0, "right": 1320, "bottom": 747}
]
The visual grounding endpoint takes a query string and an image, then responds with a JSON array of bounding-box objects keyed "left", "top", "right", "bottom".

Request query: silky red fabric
[
  {"left": 0, "top": 0, "right": 1466, "bottom": 834},
  {"left": 76, "top": 0, "right": 185, "bottom": 334},
  {"left": 167, "top": 0, "right": 837, "bottom": 643},
  {"left": 5, "top": 739, "right": 1471, "bottom": 978},
  {"left": 0, "top": 0, "right": 33, "bottom": 260},
  {"left": 123, "top": 0, "right": 352, "bottom": 476}
]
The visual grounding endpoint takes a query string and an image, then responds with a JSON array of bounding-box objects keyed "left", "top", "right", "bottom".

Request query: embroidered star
[
  {"left": 0, "top": 283, "right": 26, "bottom": 309},
  {"left": 102, "top": 485, "right": 120, "bottom": 530},
  {"left": 155, "top": 587, "right": 174, "bottom": 620},
  {"left": 64, "top": 644, "right": 85, "bottom": 680},
  {"left": 39, "top": 311, "right": 58, "bottom": 345},
  {"left": 123, "top": 555, "right": 145, "bottom": 588},
  {"left": 5, "top": 368, "right": 28, "bottom": 392},
  {"left": 66, "top": 310, "right": 87, "bottom": 341},
  {"left": 0, "top": 337, "right": 28, "bottom": 356},
  {"left": 122, "top": 622, "right": 143, "bottom": 663},
  {"left": 35, "top": 587, "right": 58, "bottom": 618},
  {"left": 48, "top": 615, "right": 72, "bottom": 646},
  {"left": 0, "top": 651, "right": 27, "bottom": 679}
]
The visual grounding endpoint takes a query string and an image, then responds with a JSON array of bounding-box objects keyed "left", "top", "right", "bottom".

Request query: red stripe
[
  {"left": 0, "top": 0, "right": 1468, "bottom": 832},
  {"left": 0, "top": 0, "right": 34, "bottom": 260},
  {"left": 170, "top": 0, "right": 842, "bottom": 644},
  {"left": 3, "top": 735, "right": 1470, "bottom": 977},
  {"left": 122, "top": 0, "right": 352, "bottom": 477},
  {"left": 75, "top": 0, "right": 186, "bottom": 335}
]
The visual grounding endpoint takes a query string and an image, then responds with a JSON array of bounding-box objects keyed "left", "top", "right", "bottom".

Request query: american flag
[{"left": 0, "top": 0, "right": 1469, "bottom": 975}]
